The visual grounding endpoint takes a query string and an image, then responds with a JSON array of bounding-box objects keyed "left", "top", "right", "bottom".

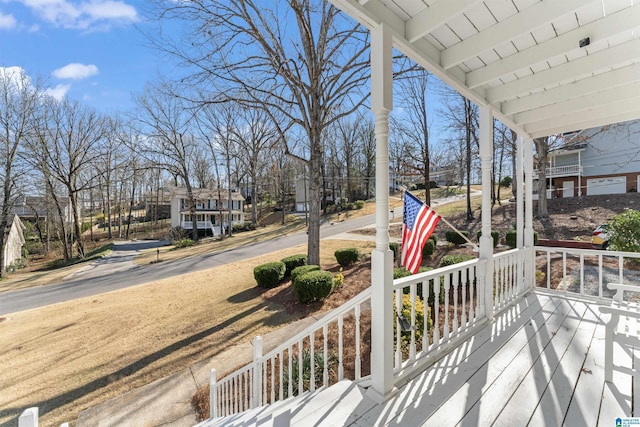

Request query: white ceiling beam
[
  {"left": 529, "top": 108, "right": 640, "bottom": 138},
  {"left": 467, "top": 4, "right": 640, "bottom": 89},
  {"left": 487, "top": 37, "right": 640, "bottom": 103},
  {"left": 501, "top": 63, "right": 640, "bottom": 116},
  {"left": 513, "top": 81, "right": 640, "bottom": 125},
  {"left": 524, "top": 97, "right": 640, "bottom": 135},
  {"left": 406, "top": 0, "right": 481, "bottom": 43},
  {"left": 441, "top": 0, "right": 588, "bottom": 70},
  {"left": 329, "top": 0, "right": 405, "bottom": 33}
]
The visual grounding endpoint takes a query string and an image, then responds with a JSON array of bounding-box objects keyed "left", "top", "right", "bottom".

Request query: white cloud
[
  {"left": 52, "top": 63, "right": 98, "bottom": 80},
  {"left": 17, "top": 0, "right": 138, "bottom": 30},
  {"left": 0, "top": 66, "right": 31, "bottom": 89},
  {"left": 44, "top": 83, "right": 71, "bottom": 100},
  {"left": 0, "top": 12, "right": 17, "bottom": 29}
]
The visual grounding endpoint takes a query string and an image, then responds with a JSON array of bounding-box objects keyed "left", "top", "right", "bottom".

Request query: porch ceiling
[{"left": 330, "top": 0, "right": 640, "bottom": 138}]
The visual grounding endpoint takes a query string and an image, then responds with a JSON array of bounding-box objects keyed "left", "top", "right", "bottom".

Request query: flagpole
[
  {"left": 437, "top": 215, "right": 479, "bottom": 249},
  {"left": 406, "top": 190, "right": 479, "bottom": 250}
]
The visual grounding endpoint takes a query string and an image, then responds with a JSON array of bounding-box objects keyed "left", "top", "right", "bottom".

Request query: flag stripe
[{"left": 401, "top": 192, "right": 441, "bottom": 274}]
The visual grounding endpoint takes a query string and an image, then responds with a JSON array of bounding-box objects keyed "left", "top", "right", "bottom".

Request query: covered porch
[
  {"left": 198, "top": 0, "right": 640, "bottom": 425},
  {"left": 202, "top": 246, "right": 640, "bottom": 425}
]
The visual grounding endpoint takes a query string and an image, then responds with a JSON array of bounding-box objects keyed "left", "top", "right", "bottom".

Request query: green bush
[
  {"left": 422, "top": 239, "right": 436, "bottom": 257},
  {"left": 281, "top": 254, "right": 307, "bottom": 277},
  {"left": 394, "top": 266, "right": 413, "bottom": 280},
  {"left": 609, "top": 210, "right": 640, "bottom": 252},
  {"left": 476, "top": 230, "right": 499, "bottom": 247},
  {"left": 174, "top": 238, "right": 195, "bottom": 248},
  {"left": 500, "top": 176, "right": 512, "bottom": 187},
  {"left": 389, "top": 242, "right": 400, "bottom": 262},
  {"left": 505, "top": 229, "right": 539, "bottom": 248},
  {"left": 445, "top": 230, "right": 469, "bottom": 245},
  {"left": 334, "top": 247, "right": 360, "bottom": 267},
  {"left": 293, "top": 270, "right": 335, "bottom": 303},
  {"left": 354, "top": 200, "right": 365, "bottom": 209},
  {"left": 439, "top": 254, "right": 475, "bottom": 268},
  {"left": 429, "top": 234, "right": 437, "bottom": 245},
  {"left": 291, "top": 264, "right": 320, "bottom": 283},
  {"left": 254, "top": 261, "right": 286, "bottom": 288}
]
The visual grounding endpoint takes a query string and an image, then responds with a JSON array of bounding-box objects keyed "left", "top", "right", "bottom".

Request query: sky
[
  {"left": 0, "top": 0, "right": 447, "bottom": 141},
  {"left": 0, "top": 0, "right": 161, "bottom": 113}
]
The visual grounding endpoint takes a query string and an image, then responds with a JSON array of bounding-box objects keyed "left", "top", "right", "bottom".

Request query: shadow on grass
[
  {"left": 227, "top": 286, "right": 267, "bottom": 304},
  {"left": 0, "top": 301, "right": 293, "bottom": 427}
]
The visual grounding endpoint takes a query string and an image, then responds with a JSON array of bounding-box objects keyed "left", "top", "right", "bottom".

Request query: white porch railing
[
  {"left": 209, "top": 288, "right": 372, "bottom": 419},
  {"left": 532, "top": 164, "right": 582, "bottom": 179},
  {"left": 535, "top": 246, "right": 640, "bottom": 300},
  {"left": 208, "top": 250, "right": 531, "bottom": 420},
  {"left": 181, "top": 221, "right": 213, "bottom": 230}
]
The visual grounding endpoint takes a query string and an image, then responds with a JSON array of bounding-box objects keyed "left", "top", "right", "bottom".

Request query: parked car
[{"left": 591, "top": 224, "right": 609, "bottom": 249}]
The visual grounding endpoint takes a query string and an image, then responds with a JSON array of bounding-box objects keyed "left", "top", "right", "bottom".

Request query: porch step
[{"left": 196, "top": 379, "right": 377, "bottom": 427}]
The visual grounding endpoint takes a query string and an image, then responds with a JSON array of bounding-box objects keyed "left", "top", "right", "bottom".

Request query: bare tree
[
  {"left": 439, "top": 90, "right": 479, "bottom": 221},
  {"left": 228, "top": 102, "right": 279, "bottom": 225},
  {"left": 134, "top": 81, "right": 200, "bottom": 241},
  {"left": 27, "top": 97, "right": 106, "bottom": 258},
  {"left": 147, "top": 0, "right": 370, "bottom": 265},
  {"left": 0, "top": 68, "right": 39, "bottom": 276},
  {"left": 196, "top": 101, "right": 241, "bottom": 238},
  {"left": 392, "top": 68, "right": 434, "bottom": 204}
]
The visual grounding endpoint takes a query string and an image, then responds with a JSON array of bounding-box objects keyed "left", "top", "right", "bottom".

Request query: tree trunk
[{"left": 534, "top": 137, "right": 549, "bottom": 218}]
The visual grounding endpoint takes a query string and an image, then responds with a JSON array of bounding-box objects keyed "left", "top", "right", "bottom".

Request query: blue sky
[{"left": 0, "top": 0, "right": 160, "bottom": 112}]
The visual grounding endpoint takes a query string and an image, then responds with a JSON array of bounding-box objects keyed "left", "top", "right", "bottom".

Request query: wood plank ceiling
[{"left": 329, "top": 0, "right": 640, "bottom": 138}]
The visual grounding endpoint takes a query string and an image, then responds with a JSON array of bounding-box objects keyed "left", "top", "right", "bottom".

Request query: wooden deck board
[
  {"left": 202, "top": 291, "right": 639, "bottom": 427},
  {"left": 563, "top": 305, "right": 606, "bottom": 427},
  {"left": 457, "top": 296, "right": 583, "bottom": 426},
  {"left": 353, "top": 291, "right": 637, "bottom": 427}
]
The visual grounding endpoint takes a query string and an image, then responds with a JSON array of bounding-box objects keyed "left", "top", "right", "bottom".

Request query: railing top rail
[
  {"left": 492, "top": 248, "right": 523, "bottom": 259},
  {"left": 534, "top": 245, "right": 640, "bottom": 259},
  {"left": 393, "top": 258, "right": 484, "bottom": 289}
]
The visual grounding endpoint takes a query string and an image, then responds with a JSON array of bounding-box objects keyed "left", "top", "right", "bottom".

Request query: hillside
[{"left": 449, "top": 192, "right": 640, "bottom": 243}]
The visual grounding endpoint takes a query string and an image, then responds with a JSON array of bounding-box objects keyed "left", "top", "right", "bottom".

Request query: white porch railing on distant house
[
  {"left": 532, "top": 164, "right": 582, "bottom": 180},
  {"left": 208, "top": 250, "right": 531, "bottom": 419},
  {"left": 535, "top": 246, "right": 640, "bottom": 300},
  {"left": 181, "top": 221, "right": 213, "bottom": 230}
]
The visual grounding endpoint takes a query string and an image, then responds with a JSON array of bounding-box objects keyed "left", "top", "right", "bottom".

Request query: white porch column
[
  {"left": 578, "top": 151, "right": 582, "bottom": 197},
  {"left": 516, "top": 135, "right": 524, "bottom": 249},
  {"left": 524, "top": 138, "right": 534, "bottom": 247},
  {"left": 524, "top": 137, "right": 535, "bottom": 290},
  {"left": 368, "top": 22, "right": 395, "bottom": 402},
  {"left": 479, "top": 105, "right": 494, "bottom": 320}
]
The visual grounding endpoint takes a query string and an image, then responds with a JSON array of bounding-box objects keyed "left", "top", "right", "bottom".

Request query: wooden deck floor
[
  {"left": 200, "top": 290, "right": 636, "bottom": 427},
  {"left": 347, "top": 289, "right": 633, "bottom": 427}
]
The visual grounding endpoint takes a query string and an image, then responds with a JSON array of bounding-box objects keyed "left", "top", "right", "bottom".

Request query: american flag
[{"left": 401, "top": 191, "right": 441, "bottom": 274}]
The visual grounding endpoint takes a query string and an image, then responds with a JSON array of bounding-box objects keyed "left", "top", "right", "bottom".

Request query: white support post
[
  {"left": 209, "top": 369, "right": 217, "bottom": 419},
  {"left": 368, "top": 22, "right": 395, "bottom": 403},
  {"left": 18, "top": 407, "right": 38, "bottom": 427},
  {"left": 524, "top": 137, "right": 535, "bottom": 290},
  {"left": 479, "top": 105, "right": 494, "bottom": 320},
  {"left": 516, "top": 135, "right": 525, "bottom": 294},
  {"left": 516, "top": 135, "right": 524, "bottom": 250},
  {"left": 578, "top": 151, "right": 582, "bottom": 197},
  {"left": 252, "top": 336, "right": 263, "bottom": 408}
]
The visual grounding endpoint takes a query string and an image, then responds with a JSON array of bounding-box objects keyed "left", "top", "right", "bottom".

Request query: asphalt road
[
  {"left": 0, "top": 212, "right": 384, "bottom": 316},
  {"left": 0, "top": 193, "right": 468, "bottom": 316}
]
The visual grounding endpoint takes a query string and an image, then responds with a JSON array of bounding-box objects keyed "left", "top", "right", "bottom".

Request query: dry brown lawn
[{"left": 0, "top": 238, "right": 376, "bottom": 427}]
